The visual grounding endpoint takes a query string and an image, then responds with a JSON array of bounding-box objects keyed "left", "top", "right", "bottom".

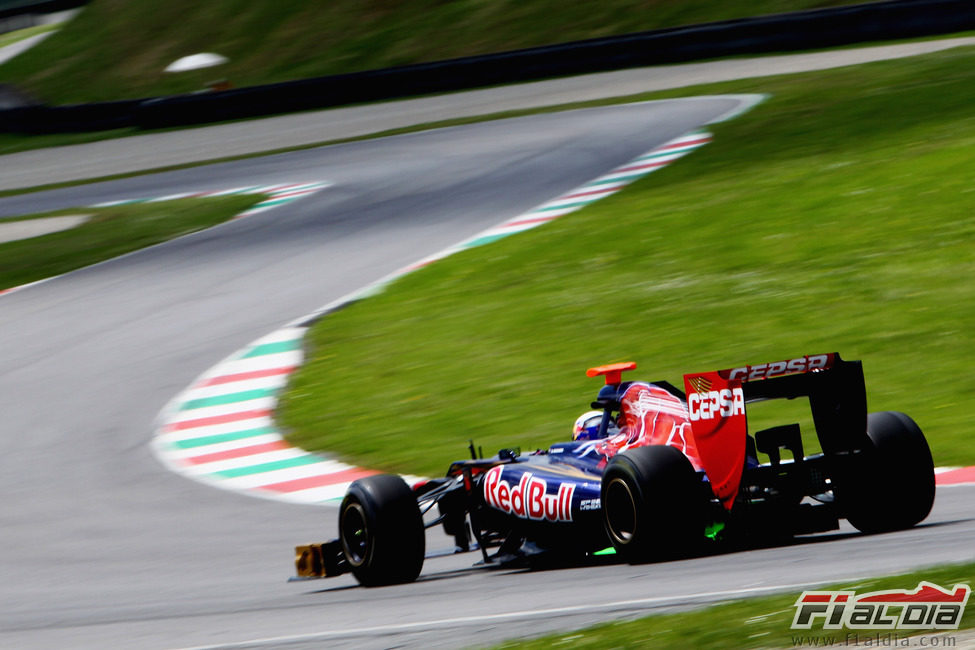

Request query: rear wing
[{"left": 683, "top": 353, "right": 868, "bottom": 509}]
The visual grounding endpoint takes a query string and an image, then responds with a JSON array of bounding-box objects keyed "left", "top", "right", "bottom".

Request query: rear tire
[
  {"left": 601, "top": 445, "right": 703, "bottom": 562},
  {"left": 339, "top": 474, "right": 425, "bottom": 586},
  {"left": 841, "top": 411, "right": 935, "bottom": 533}
]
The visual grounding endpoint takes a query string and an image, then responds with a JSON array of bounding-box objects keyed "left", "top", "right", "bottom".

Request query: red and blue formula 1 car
[{"left": 294, "top": 353, "right": 935, "bottom": 586}]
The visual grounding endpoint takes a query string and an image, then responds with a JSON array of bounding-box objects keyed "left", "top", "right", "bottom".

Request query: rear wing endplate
[{"left": 683, "top": 353, "right": 867, "bottom": 509}]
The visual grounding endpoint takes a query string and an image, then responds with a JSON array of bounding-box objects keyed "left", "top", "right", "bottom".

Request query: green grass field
[
  {"left": 0, "top": 0, "right": 855, "bottom": 104},
  {"left": 277, "top": 45, "right": 975, "bottom": 479},
  {"left": 0, "top": 195, "right": 262, "bottom": 290},
  {"left": 495, "top": 561, "right": 975, "bottom": 649}
]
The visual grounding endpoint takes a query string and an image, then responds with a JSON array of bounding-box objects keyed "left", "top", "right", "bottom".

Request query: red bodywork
[
  {"left": 682, "top": 371, "right": 746, "bottom": 509},
  {"left": 595, "top": 382, "right": 703, "bottom": 471},
  {"left": 589, "top": 354, "right": 840, "bottom": 511}
]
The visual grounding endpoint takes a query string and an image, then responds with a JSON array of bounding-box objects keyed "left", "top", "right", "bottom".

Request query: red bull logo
[{"left": 483, "top": 466, "right": 575, "bottom": 522}]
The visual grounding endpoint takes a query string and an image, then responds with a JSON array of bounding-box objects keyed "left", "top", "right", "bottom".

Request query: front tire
[
  {"left": 339, "top": 474, "right": 425, "bottom": 586},
  {"left": 601, "top": 445, "right": 703, "bottom": 562},
  {"left": 840, "top": 411, "right": 935, "bottom": 533}
]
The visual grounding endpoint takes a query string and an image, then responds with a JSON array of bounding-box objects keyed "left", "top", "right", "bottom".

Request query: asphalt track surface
[{"left": 1, "top": 53, "right": 974, "bottom": 650}]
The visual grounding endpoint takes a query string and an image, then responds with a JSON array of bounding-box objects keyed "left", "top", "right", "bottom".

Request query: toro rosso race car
[{"left": 294, "top": 353, "right": 935, "bottom": 587}]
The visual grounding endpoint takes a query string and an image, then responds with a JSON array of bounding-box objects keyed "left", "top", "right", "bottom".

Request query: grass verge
[
  {"left": 0, "top": 194, "right": 262, "bottom": 290},
  {"left": 277, "top": 45, "right": 975, "bottom": 478},
  {"left": 0, "top": 0, "right": 856, "bottom": 105},
  {"left": 493, "top": 561, "right": 975, "bottom": 649}
]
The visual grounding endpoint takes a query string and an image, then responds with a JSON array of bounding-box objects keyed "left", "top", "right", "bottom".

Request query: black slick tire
[
  {"left": 841, "top": 411, "right": 935, "bottom": 533},
  {"left": 339, "top": 474, "right": 425, "bottom": 586},
  {"left": 601, "top": 445, "right": 703, "bottom": 562}
]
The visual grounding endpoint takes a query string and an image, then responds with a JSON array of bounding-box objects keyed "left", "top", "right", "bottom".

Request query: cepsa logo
[
  {"left": 688, "top": 387, "right": 744, "bottom": 422},
  {"left": 791, "top": 582, "right": 971, "bottom": 630},
  {"left": 727, "top": 354, "right": 832, "bottom": 381},
  {"left": 483, "top": 465, "right": 575, "bottom": 523}
]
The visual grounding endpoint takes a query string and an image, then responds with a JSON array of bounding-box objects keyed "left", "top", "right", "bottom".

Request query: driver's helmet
[{"left": 572, "top": 410, "right": 605, "bottom": 441}]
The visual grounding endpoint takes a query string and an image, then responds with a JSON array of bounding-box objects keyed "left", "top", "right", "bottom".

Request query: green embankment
[
  {"left": 278, "top": 45, "right": 975, "bottom": 479},
  {"left": 0, "top": 195, "right": 262, "bottom": 290},
  {"left": 0, "top": 0, "right": 856, "bottom": 104}
]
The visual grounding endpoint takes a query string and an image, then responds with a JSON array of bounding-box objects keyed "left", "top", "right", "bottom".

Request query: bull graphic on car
[{"left": 293, "top": 353, "right": 935, "bottom": 587}]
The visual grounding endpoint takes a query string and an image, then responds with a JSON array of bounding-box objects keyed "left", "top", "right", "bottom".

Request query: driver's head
[{"left": 572, "top": 411, "right": 605, "bottom": 441}]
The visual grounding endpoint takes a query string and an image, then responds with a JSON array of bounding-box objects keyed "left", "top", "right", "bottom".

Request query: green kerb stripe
[
  {"left": 584, "top": 172, "right": 652, "bottom": 187},
  {"left": 179, "top": 388, "right": 277, "bottom": 411},
  {"left": 466, "top": 233, "right": 509, "bottom": 247},
  {"left": 534, "top": 200, "right": 590, "bottom": 212},
  {"left": 242, "top": 339, "right": 301, "bottom": 358},
  {"left": 215, "top": 454, "right": 323, "bottom": 478},
  {"left": 636, "top": 148, "right": 692, "bottom": 161},
  {"left": 252, "top": 197, "right": 294, "bottom": 208},
  {"left": 169, "top": 426, "right": 277, "bottom": 449}
]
